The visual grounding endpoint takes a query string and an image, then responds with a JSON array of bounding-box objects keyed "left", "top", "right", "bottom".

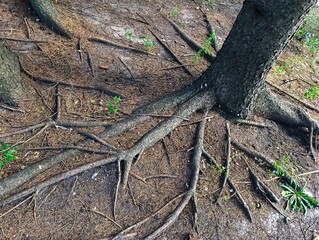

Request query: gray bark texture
[
  {"left": 0, "top": 43, "right": 24, "bottom": 106},
  {"left": 202, "top": 0, "right": 318, "bottom": 118},
  {"left": 29, "top": 0, "right": 72, "bottom": 39}
]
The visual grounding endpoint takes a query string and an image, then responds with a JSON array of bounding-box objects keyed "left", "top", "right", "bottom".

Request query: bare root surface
[{"left": 0, "top": 1, "right": 319, "bottom": 240}]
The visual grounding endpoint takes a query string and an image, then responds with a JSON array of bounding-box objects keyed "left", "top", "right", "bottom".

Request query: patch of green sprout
[
  {"left": 178, "top": 76, "right": 185, "bottom": 82},
  {"left": 106, "top": 96, "right": 122, "bottom": 115},
  {"left": 272, "top": 160, "right": 286, "bottom": 177},
  {"left": 123, "top": 28, "right": 134, "bottom": 39},
  {"left": 275, "top": 64, "right": 286, "bottom": 75},
  {"left": 169, "top": 6, "right": 180, "bottom": 17},
  {"left": 280, "top": 179, "right": 318, "bottom": 215},
  {"left": 0, "top": 143, "right": 18, "bottom": 167},
  {"left": 211, "top": 163, "right": 225, "bottom": 174},
  {"left": 192, "top": 31, "right": 215, "bottom": 63},
  {"left": 304, "top": 84, "right": 319, "bottom": 100},
  {"left": 294, "top": 9, "right": 319, "bottom": 53},
  {"left": 139, "top": 35, "right": 155, "bottom": 52}
]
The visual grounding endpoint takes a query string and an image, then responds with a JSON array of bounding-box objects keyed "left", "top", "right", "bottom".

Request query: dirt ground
[{"left": 0, "top": 0, "right": 319, "bottom": 239}]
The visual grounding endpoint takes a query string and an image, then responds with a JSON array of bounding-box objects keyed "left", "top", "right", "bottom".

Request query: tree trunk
[
  {"left": 202, "top": 0, "right": 318, "bottom": 118},
  {"left": 0, "top": 43, "right": 24, "bottom": 106}
]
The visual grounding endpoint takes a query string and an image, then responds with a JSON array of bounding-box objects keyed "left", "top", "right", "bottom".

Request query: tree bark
[
  {"left": 0, "top": 43, "right": 24, "bottom": 106},
  {"left": 202, "top": 0, "right": 318, "bottom": 118}
]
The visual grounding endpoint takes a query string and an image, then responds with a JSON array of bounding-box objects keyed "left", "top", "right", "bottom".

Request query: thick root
[
  {"left": 29, "top": 0, "right": 72, "bottom": 39},
  {"left": 254, "top": 88, "right": 317, "bottom": 130}
]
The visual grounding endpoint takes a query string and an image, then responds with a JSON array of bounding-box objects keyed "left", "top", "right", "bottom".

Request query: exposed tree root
[
  {"left": 149, "top": 28, "right": 194, "bottom": 77},
  {"left": 217, "top": 123, "right": 231, "bottom": 200},
  {"left": 112, "top": 193, "right": 186, "bottom": 240},
  {"left": 244, "top": 159, "right": 279, "bottom": 203},
  {"left": 163, "top": 15, "right": 215, "bottom": 63},
  {"left": 266, "top": 81, "right": 319, "bottom": 114},
  {"left": 0, "top": 156, "right": 118, "bottom": 206},
  {"left": 23, "top": 145, "right": 117, "bottom": 154},
  {"left": 28, "top": 0, "right": 72, "bottom": 39},
  {"left": 88, "top": 37, "right": 155, "bottom": 56},
  {"left": 202, "top": 149, "right": 253, "bottom": 222},
  {"left": 0, "top": 83, "right": 200, "bottom": 197},
  {"left": 142, "top": 110, "right": 207, "bottom": 239},
  {"left": 231, "top": 139, "right": 295, "bottom": 185},
  {"left": 233, "top": 119, "right": 271, "bottom": 128}
]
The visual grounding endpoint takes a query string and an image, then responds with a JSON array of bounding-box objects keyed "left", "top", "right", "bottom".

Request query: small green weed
[
  {"left": 304, "top": 84, "right": 319, "bottom": 100},
  {"left": 211, "top": 163, "right": 225, "bottom": 174},
  {"left": 139, "top": 35, "right": 155, "bottom": 52},
  {"left": 192, "top": 31, "right": 216, "bottom": 63},
  {"left": 123, "top": 28, "right": 134, "bottom": 39},
  {"left": 275, "top": 64, "right": 286, "bottom": 75},
  {"left": 271, "top": 155, "right": 298, "bottom": 178},
  {"left": 294, "top": 9, "right": 319, "bottom": 53},
  {"left": 169, "top": 6, "right": 180, "bottom": 17},
  {"left": 0, "top": 143, "right": 18, "bottom": 167},
  {"left": 106, "top": 96, "right": 122, "bottom": 114},
  {"left": 280, "top": 179, "right": 318, "bottom": 215},
  {"left": 139, "top": 35, "right": 155, "bottom": 47},
  {"left": 178, "top": 76, "right": 185, "bottom": 82}
]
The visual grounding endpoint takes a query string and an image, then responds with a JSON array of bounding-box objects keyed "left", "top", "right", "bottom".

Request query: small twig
[
  {"left": 112, "top": 193, "right": 185, "bottom": 239},
  {"left": 159, "top": 64, "right": 200, "bottom": 71},
  {"left": 192, "top": 192, "right": 199, "bottom": 234},
  {"left": 144, "top": 112, "right": 207, "bottom": 239},
  {"left": 133, "top": 113, "right": 189, "bottom": 121},
  {"left": 0, "top": 121, "right": 53, "bottom": 138},
  {"left": 33, "top": 85, "right": 54, "bottom": 113},
  {"left": 0, "top": 104, "right": 25, "bottom": 113},
  {"left": 148, "top": 28, "right": 194, "bottom": 77},
  {"left": 266, "top": 81, "right": 319, "bottom": 113},
  {"left": 163, "top": 15, "right": 215, "bottom": 62},
  {"left": 65, "top": 176, "right": 78, "bottom": 204},
  {"left": 86, "top": 51, "right": 95, "bottom": 77},
  {"left": 118, "top": 56, "right": 143, "bottom": 93},
  {"left": 78, "top": 131, "right": 118, "bottom": 150},
  {"left": 130, "top": 172, "right": 177, "bottom": 183},
  {"left": 55, "top": 84, "right": 61, "bottom": 120},
  {"left": 133, "top": 150, "right": 144, "bottom": 166},
  {"left": 217, "top": 123, "right": 231, "bottom": 200},
  {"left": 244, "top": 159, "right": 279, "bottom": 203},
  {"left": 234, "top": 119, "right": 271, "bottom": 128},
  {"left": 162, "top": 138, "right": 172, "bottom": 165},
  {"left": 114, "top": 159, "right": 122, "bottom": 221},
  {"left": 36, "top": 185, "right": 58, "bottom": 210},
  {"left": 266, "top": 197, "right": 289, "bottom": 220},
  {"left": 77, "top": 38, "right": 83, "bottom": 62},
  {"left": 127, "top": 181, "right": 137, "bottom": 206},
  {"left": 199, "top": 8, "right": 219, "bottom": 52},
  {"left": 88, "top": 37, "right": 156, "bottom": 56},
  {"left": 13, "top": 121, "right": 51, "bottom": 147},
  {"left": 231, "top": 140, "right": 295, "bottom": 185},
  {"left": 32, "top": 76, "right": 124, "bottom": 98},
  {"left": 23, "top": 18, "right": 31, "bottom": 39},
  {"left": 0, "top": 194, "right": 33, "bottom": 218},
  {"left": 0, "top": 156, "right": 118, "bottom": 207},
  {"left": 202, "top": 148, "right": 253, "bottom": 222},
  {"left": 227, "top": 178, "right": 253, "bottom": 223},
  {"left": 87, "top": 208, "right": 122, "bottom": 229}
]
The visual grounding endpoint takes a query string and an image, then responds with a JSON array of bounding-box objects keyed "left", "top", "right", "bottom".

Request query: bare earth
[{"left": 0, "top": 0, "right": 319, "bottom": 239}]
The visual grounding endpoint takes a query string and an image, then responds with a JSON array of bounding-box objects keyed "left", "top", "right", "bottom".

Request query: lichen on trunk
[{"left": 0, "top": 43, "right": 24, "bottom": 106}]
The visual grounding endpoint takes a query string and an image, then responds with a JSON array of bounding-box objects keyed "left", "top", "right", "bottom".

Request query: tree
[{"left": 0, "top": 0, "right": 318, "bottom": 239}]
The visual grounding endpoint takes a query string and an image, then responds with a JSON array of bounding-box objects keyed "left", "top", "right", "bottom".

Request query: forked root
[
  {"left": 113, "top": 110, "right": 208, "bottom": 240},
  {"left": 0, "top": 84, "right": 200, "bottom": 198}
]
